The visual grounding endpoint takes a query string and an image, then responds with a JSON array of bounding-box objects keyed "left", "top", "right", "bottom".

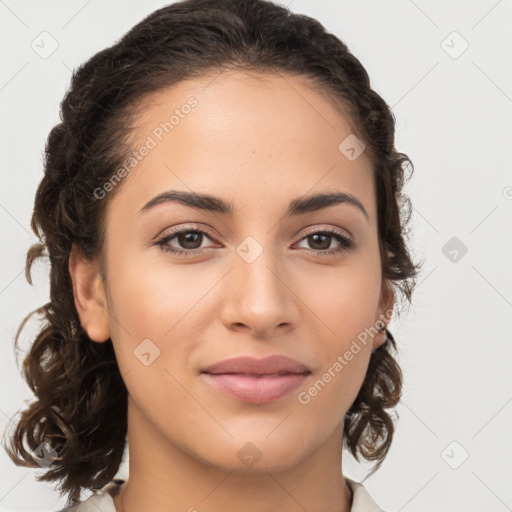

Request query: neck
[{"left": 113, "top": 398, "right": 353, "bottom": 512}]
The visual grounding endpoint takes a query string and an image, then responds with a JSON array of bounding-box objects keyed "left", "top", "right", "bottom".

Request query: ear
[
  {"left": 372, "top": 280, "right": 395, "bottom": 350},
  {"left": 68, "top": 243, "right": 111, "bottom": 342}
]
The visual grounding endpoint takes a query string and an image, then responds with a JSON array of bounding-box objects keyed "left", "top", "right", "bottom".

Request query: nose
[{"left": 220, "top": 244, "right": 299, "bottom": 339}]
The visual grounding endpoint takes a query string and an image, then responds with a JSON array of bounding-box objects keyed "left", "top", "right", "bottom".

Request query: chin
[{"left": 192, "top": 436, "right": 310, "bottom": 474}]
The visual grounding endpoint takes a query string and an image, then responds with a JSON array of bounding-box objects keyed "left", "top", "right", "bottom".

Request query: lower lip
[{"left": 201, "top": 372, "right": 310, "bottom": 404}]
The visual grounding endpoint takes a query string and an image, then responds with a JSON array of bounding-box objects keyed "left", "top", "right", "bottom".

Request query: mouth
[
  {"left": 201, "top": 372, "right": 311, "bottom": 404},
  {"left": 200, "top": 355, "right": 311, "bottom": 404}
]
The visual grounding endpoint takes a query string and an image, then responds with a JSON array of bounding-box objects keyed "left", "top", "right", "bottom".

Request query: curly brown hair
[{"left": 3, "top": 0, "right": 421, "bottom": 507}]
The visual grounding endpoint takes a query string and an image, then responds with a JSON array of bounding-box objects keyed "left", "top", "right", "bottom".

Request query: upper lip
[{"left": 202, "top": 355, "right": 311, "bottom": 375}]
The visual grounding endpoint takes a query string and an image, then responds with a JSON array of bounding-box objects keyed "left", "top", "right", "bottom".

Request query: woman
[{"left": 3, "top": 0, "right": 420, "bottom": 510}]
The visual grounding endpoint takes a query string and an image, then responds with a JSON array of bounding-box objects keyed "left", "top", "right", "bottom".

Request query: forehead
[{"left": 108, "top": 70, "right": 376, "bottom": 223}]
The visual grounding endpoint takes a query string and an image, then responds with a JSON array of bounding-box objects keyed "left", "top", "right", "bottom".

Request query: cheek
[
  {"left": 306, "top": 257, "right": 381, "bottom": 343},
  {"left": 299, "top": 347, "right": 371, "bottom": 413},
  {"left": 108, "top": 248, "right": 205, "bottom": 336},
  {"left": 105, "top": 248, "right": 216, "bottom": 383},
  {"left": 104, "top": 257, "right": 199, "bottom": 419},
  {"left": 297, "top": 275, "right": 377, "bottom": 425},
  {"left": 298, "top": 257, "right": 381, "bottom": 402}
]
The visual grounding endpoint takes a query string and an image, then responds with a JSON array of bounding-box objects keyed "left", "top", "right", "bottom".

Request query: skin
[{"left": 69, "top": 70, "right": 394, "bottom": 512}]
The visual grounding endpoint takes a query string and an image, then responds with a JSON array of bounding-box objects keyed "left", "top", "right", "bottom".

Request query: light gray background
[{"left": 1, "top": 1, "right": 511, "bottom": 511}]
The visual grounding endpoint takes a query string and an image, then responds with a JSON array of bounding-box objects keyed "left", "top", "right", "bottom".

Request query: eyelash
[{"left": 154, "top": 225, "right": 354, "bottom": 258}]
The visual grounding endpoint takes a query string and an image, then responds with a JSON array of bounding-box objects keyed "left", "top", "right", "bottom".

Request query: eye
[
  {"left": 294, "top": 228, "right": 354, "bottom": 256},
  {"left": 154, "top": 226, "right": 217, "bottom": 256},
  {"left": 154, "top": 225, "right": 355, "bottom": 258}
]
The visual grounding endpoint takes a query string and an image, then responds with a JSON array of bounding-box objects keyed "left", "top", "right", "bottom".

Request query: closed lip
[{"left": 201, "top": 355, "right": 311, "bottom": 376}]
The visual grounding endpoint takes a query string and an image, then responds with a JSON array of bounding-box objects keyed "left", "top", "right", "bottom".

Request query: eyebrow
[{"left": 139, "top": 189, "right": 369, "bottom": 221}]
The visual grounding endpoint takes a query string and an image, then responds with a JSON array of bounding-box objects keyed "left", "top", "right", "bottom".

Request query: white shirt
[{"left": 56, "top": 477, "right": 387, "bottom": 511}]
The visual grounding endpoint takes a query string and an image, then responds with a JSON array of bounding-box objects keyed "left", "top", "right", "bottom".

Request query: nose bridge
[
  {"left": 224, "top": 231, "right": 294, "bottom": 334},
  {"left": 235, "top": 232, "right": 284, "bottom": 303}
]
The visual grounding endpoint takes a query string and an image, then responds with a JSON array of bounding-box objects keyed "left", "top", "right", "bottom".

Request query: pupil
[
  {"left": 180, "top": 232, "right": 201, "bottom": 249},
  {"left": 311, "top": 233, "right": 329, "bottom": 250}
]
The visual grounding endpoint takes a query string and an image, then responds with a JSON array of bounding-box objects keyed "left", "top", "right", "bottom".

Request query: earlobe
[{"left": 68, "top": 244, "right": 111, "bottom": 342}]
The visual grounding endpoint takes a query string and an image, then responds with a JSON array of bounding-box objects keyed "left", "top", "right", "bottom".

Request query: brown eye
[
  {"left": 155, "top": 228, "right": 217, "bottom": 256},
  {"left": 295, "top": 229, "right": 354, "bottom": 256}
]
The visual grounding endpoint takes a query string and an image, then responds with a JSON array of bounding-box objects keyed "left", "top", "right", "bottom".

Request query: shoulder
[
  {"left": 346, "top": 477, "right": 389, "bottom": 512},
  {"left": 54, "top": 479, "right": 124, "bottom": 512}
]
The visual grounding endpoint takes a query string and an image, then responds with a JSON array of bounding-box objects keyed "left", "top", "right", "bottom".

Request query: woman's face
[{"left": 73, "top": 70, "right": 393, "bottom": 473}]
